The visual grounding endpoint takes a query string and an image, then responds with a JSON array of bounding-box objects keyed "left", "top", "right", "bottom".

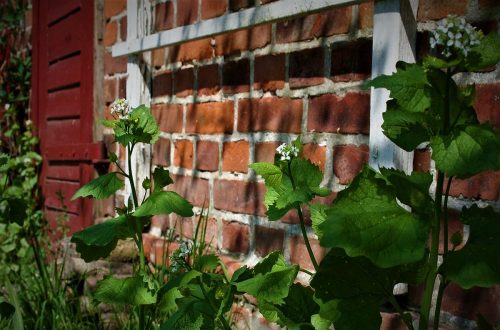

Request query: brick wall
[{"left": 101, "top": 0, "right": 500, "bottom": 328}]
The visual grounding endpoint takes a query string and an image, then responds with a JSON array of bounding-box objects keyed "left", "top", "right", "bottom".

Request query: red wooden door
[{"left": 32, "top": 0, "right": 103, "bottom": 233}]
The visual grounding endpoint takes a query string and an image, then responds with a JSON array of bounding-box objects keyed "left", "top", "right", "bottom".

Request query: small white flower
[
  {"left": 110, "top": 98, "right": 130, "bottom": 119},
  {"left": 276, "top": 143, "right": 299, "bottom": 162}
]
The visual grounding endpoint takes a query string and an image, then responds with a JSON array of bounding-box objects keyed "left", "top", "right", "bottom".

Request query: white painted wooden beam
[{"left": 113, "top": 0, "right": 368, "bottom": 57}]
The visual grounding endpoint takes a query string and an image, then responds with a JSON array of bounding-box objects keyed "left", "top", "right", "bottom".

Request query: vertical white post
[
  {"left": 126, "top": 0, "right": 152, "bottom": 207},
  {"left": 370, "top": 0, "right": 419, "bottom": 294}
]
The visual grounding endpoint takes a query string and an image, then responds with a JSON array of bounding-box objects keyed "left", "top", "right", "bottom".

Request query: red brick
[
  {"left": 142, "top": 233, "right": 156, "bottom": 260},
  {"left": 104, "top": 78, "right": 116, "bottom": 103},
  {"left": 104, "top": 51, "right": 127, "bottom": 75},
  {"left": 331, "top": 39, "right": 372, "bottom": 82},
  {"left": 196, "top": 141, "right": 219, "bottom": 172},
  {"left": 152, "top": 48, "right": 165, "bottom": 68},
  {"left": 105, "top": 0, "right": 126, "bottom": 18},
  {"left": 413, "top": 149, "right": 431, "bottom": 172},
  {"left": 222, "top": 221, "right": 249, "bottom": 253},
  {"left": 448, "top": 171, "right": 499, "bottom": 201},
  {"left": 475, "top": 83, "right": 500, "bottom": 130},
  {"left": 186, "top": 101, "right": 234, "bottom": 134},
  {"left": 151, "top": 214, "right": 169, "bottom": 231},
  {"left": 120, "top": 16, "right": 127, "bottom": 41},
  {"left": 177, "top": 0, "right": 198, "bottom": 26},
  {"left": 152, "top": 103, "right": 183, "bottom": 133},
  {"left": 154, "top": 2, "right": 174, "bottom": 32},
  {"left": 238, "top": 97, "right": 303, "bottom": 133},
  {"left": 169, "top": 38, "right": 213, "bottom": 63},
  {"left": 220, "top": 256, "right": 242, "bottom": 277},
  {"left": 302, "top": 144, "right": 326, "bottom": 171},
  {"left": 254, "top": 226, "right": 284, "bottom": 257},
  {"left": 308, "top": 93, "right": 370, "bottom": 134},
  {"left": 171, "top": 213, "right": 194, "bottom": 239},
  {"left": 174, "top": 67, "right": 194, "bottom": 97},
  {"left": 215, "top": 25, "right": 271, "bottom": 56},
  {"left": 333, "top": 144, "right": 369, "bottom": 184},
  {"left": 417, "top": 0, "right": 467, "bottom": 20},
  {"left": 194, "top": 217, "right": 218, "bottom": 246},
  {"left": 254, "top": 54, "right": 285, "bottom": 91},
  {"left": 222, "top": 58, "right": 250, "bottom": 93},
  {"left": 380, "top": 313, "right": 407, "bottom": 330},
  {"left": 174, "top": 140, "right": 193, "bottom": 169},
  {"left": 358, "top": 2, "right": 374, "bottom": 29},
  {"left": 479, "top": 0, "right": 500, "bottom": 10},
  {"left": 198, "top": 64, "right": 220, "bottom": 96},
  {"left": 202, "top": 0, "right": 227, "bottom": 19},
  {"left": 153, "top": 238, "right": 179, "bottom": 265},
  {"left": 153, "top": 137, "right": 171, "bottom": 167},
  {"left": 103, "top": 20, "right": 117, "bottom": 47},
  {"left": 289, "top": 236, "right": 326, "bottom": 271},
  {"left": 289, "top": 47, "right": 324, "bottom": 88},
  {"left": 276, "top": 7, "right": 352, "bottom": 43},
  {"left": 229, "top": 0, "right": 255, "bottom": 11},
  {"left": 152, "top": 71, "right": 173, "bottom": 97},
  {"left": 214, "top": 180, "right": 266, "bottom": 216},
  {"left": 168, "top": 174, "right": 210, "bottom": 208},
  {"left": 255, "top": 141, "right": 280, "bottom": 163},
  {"left": 223, "top": 140, "right": 249, "bottom": 173},
  {"left": 118, "top": 77, "right": 126, "bottom": 98}
]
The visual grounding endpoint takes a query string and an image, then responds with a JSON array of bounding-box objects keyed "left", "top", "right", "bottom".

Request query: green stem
[
  {"left": 197, "top": 278, "right": 232, "bottom": 330},
  {"left": 287, "top": 161, "right": 319, "bottom": 272},
  {"left": 443, "top": 177, "right": 453, "bottom": 256},
  {"left": 388, "top": 295, "right": 415, "bottom": 330},
  {"left": 432, "top": 279, "right": 448, "bottom": 330}
]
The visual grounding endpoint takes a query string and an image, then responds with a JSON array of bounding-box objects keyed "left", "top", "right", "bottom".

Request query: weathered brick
[
  {"left": 222, "top": 221, "right": 249, "bottom": 253},
  {"left": 331, "top": 39, "right": 372, "bottom": 82},
  {"left": 186, "top": 101, "right": 234, "bottom": 134},
  {"left": 174, "top": 67, "right": 194, "bottom": 97},
  {"left": 214, "top": 180, "right": 266, "bottom": 216},
  {"left": 174, "top": 140, "right": 193, "bottom": 169},
  {"left": 358, "top": 1, "right": 374, "bottom": 29},
  {"left": 302, "top": 143, "right": 327, "bottom": 171},
  {"left": 104, "top": 78, "right": 116, "bottom": 103},
  {"left": 171, "top": 213, "right": 194, "bottom": 239},
  {"left": 196, "top": 140, "right": 219, "bottom": 172},
  {"left": 152, "top": 103, "right": 183, "bottom": 133},
  {"left": 118, "top": 77, "right": 126, "bottom": 98},
  {"left": 151, "top": 214, "right": 169, "bottom": 231},
  {"left": 177, "top": 0, "right": 198, "bottom": 26},
  {"left": 198, "top": 64, "right": 220, "bottom": 96},
  {"left": 380, "top": 313, "right": 407, "bottom": 330},
  {"left": 413, "top": 149, "right": 431, "bottom": 172},
  {"left": 169, "top": 38, "right": 213, "bottom": 63},
  {"left": 254, "top": 226, "right": 284, "bottom": 257},
  {"left": 194, "top": 217, "right": 218, "bottom": 245},
  {"left": 238, "top": 97, "right": 303, "bottom": 133},
  {"left": 220, "top": 256, "right": 242, "bottom": 276},
  {"left": 475, "top": 83, "right": 500, "bottom": 130},
  {"left": 417, "top": 0, "right": 467, "bottom": 20},
  {"left": 289, "top": 47, "right": 324, "bottom": 88},
  {"left": 152, "top": 48, "right": 165, "bottom": 68},
  {"left": 308, "top": 93, "right": 370, "bottom": 134},
  {"left": 103, "top": 20, "right": 117, "bottom": 47},
  {"left": 154, "top": 2, "right": 174, "bottom": 32},
  {"left": 254, "top": 54, "right": 285, "bottom": 91},
  {"left": 168, "top": 174, "right": 210, "bottom": 207},
  {"left": 120, "top": 16, "right": 127, "bottom": 41},
  {"left": 105, "top": 0, "right": 126, "bottom": 18},
  {"left": 332, "top": 144, "right": 369, "bottom": 184},
  {"left": 215, "top": 25, "right": 271, "bottom": 56},
  {"left": 152, "top": 71, "right": 173, "bottom": 97},
  {"left": 448, "top": 171, "right": 499, "bottom": 201},
  {"left": 229, "top": 0, "right": 255, "bottom": 11},
  {"left": 202, "top": 0, "right": 227, "bottom": 19},
  {"left": 223, "top": 140, "right": 249, "bottom": 173},
  {"left": 153, "top": 238, "right": 179, "bottom": 265},
  {"left": 289, "top": 236, "right": 326, "bottom": 271},
  {"left": 255, "top": 141, "right": 280, "bottom": 163},
  {"left": 153, "top": 137, "right": 171, "bottom": 167},
  {"left": 222, "top": 58, "right": 250, "bottom": 93},
  {"left": 276, "top": 7, "right": 352, "bottom": 43},
  {"left": 104, "top": 51, "right": 127, "bottom": 75}
]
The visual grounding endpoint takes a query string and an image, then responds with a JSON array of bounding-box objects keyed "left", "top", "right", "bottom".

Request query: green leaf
[
  {"left": 441, "top": 205, "right": 500, "bottom": 289},
  {"left": 318, "top": 166, "right": 428, "bottom": 268},
  {"left": 134, "top": 191, "right": 194, "bottom": 217},
  {"left": 310, "top": 203, "right": 328, "bottom": 241},
  {"left": 323, "top": 298, "right": 382, "bottom": 330},
  {"left": 366, "top": 61, "right": 430, "bottom": 113},
  {"left": 0, "top": 301, "right": 15, "bottom": 319},
  {"left": 94, "top": 276, "right": 156, "bottom": 305},
  {"left": 71, "top": 172, "right": 124, "bottom": 200},
  {"left": 431, "top": 124, "right": 500, "bottom": 179},
  {"left": 70, "top": 215, "right": 134, "bottom": 262},
  {"left": 249, "top": 163, "right": 283, "bottom": 189},
  {"left": 196, "top": 255, "right": 221, "bottom": 272},
  {"left": 153, "top": 167, "right": 174, "bottom": 192},
  {"left": 465, "top": 33, "right": 500, "bottom": 71},
  {"left": 234, "top": 251, "right": 298, "bottom": 304}
]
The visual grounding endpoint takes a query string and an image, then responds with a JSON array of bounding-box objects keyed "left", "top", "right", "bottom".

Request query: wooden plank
[
  {"left": 47, "top": 54, "right": 81, "bottom": 91},
  {"left": 47, "top": 87, "right": 81, "bottom": 119},
  {"left": 46, "top": 163, "right": 80, "bottom": 181},
  {"left": 45, "top": 119, "right": 81, "bottom": 144},
  {"left": 48, "top": 10, "right": 82, "bottom": 62},
  {"left": 45, "top": 143, "right": 105, "bottom": 161},
  {"left": 45, "top": 209, "right": 81, "bottom": 236},
  {"left": 114, "top": 0, "right": 368, "bottom": 56},
  {"left": 44, "top": 178, "right": 81, "bottom": 213},
  {"left": 47, "top": 0, "right": 81, "bottom": 24}
]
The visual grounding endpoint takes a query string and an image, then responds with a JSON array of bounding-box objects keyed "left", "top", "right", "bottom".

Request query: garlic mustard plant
[{"left": 430, "top": 16, "right": 482, "bottom": 58}]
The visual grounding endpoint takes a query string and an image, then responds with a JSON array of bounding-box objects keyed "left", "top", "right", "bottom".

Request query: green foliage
[
  {"left": 95, "top": 276, "right": 157, "bottom": 305},
  {"left": 134, "top": 191, "right": 194, "bottom": 218},
  {"left": 71, "top": 172, "right": 125, "bottom": 200}
]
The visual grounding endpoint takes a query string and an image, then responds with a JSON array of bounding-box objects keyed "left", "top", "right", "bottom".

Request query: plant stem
[
  {"left": 388, "top": 295, "right": 415, "bottom": 330},
  {"left": 433, "top": 279, "right": 448, "bottom": 330},
  {"left": 197, "top": 278, "right": 232, "bottom": 330},
  {"left": 287, "top": 161, "right": 319, "bottom": 272},
  {"left": 443, "top": 177, "right": 453, "bottom": 256}
]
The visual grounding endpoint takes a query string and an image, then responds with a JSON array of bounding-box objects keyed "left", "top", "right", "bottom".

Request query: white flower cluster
[
  {"left": 110, "top": 98, "right": 130, "bottom": 119},
  {"left": 430, "top": 16, "right": 482, "bottom": 58},
  {"left": 169, "top": 241, "right": 193, "bottom": 273},
  {"left": 276, "top": 143, "right": 299, "bottom": 161}
]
